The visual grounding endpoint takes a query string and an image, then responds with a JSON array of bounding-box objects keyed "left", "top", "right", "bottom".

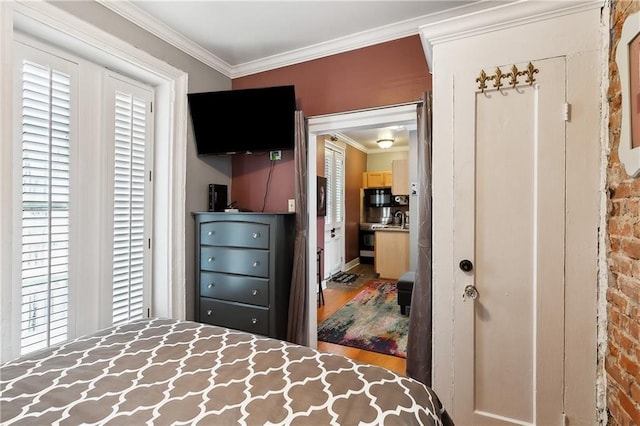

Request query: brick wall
[{"left": 608, "top": 1, "right": 640, "bottom": 424}]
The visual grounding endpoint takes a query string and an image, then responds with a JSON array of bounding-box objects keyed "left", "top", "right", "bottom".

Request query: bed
[{"left": 1, "top": 318, "right": 452, "bottom": 425}]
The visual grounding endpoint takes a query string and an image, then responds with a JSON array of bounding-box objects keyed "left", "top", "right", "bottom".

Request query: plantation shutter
[
  {"left": 19, "top": 60, "right": 72, "bottom": 355},
  {"left": 324, "top": 145, "right": 344, "bottom": 226},
  {"left": 108, "top": 76, "right": 153, "bottom": 326},
  {"left": 324, "top": 153, "right": 333, "bottom": 226},
  {"left": 334, "top": 151, "right": 344, "bottom": 226}
]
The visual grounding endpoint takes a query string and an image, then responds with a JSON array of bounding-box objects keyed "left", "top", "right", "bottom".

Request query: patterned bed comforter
[{"left": 1, "top": 318, "right": 452, "bottom": 425}]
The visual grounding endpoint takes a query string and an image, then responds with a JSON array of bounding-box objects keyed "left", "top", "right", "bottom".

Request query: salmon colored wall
[
  {"left": 230, "top": 35, "right": 430, "bottom": 265},
  {"left": 233, "top": 35, "right": 430, "bottom": 116},
  {"left": 230, "top": 150, "right": 294, "bottom": 212}
]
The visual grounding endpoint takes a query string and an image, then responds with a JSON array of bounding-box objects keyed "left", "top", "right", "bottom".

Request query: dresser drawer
[
  {"left": 201, "top": 247, "right": 269, "bottom": 277},
  {"left": 200, "top": 221, "right": 269, "bottom": 249},
  {"left": 200, "top": 272, "right": 269, "bottom": 306},
  {"left": 199, "top": 298, "right": 269, "bottom": 336}
]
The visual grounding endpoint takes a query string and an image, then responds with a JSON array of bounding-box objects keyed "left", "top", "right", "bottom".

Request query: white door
[
  {"left": 453, "top": 57, "right": 566, "bottom": 424},
  {"left": 323, "top": 143, "right": 345, "bottom": 279}
]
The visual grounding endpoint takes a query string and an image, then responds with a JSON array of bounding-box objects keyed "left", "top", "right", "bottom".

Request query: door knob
[
  {"left": 463, "top": 285, "right": 479, "bottom": 301},
  {"left": 459, "top": 259, "right": 473, "bottom": 272}
]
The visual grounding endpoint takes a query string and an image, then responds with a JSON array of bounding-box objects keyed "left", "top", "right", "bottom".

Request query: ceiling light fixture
[{"left": 377, "top": 138, "right": 394, "bottom": 149}]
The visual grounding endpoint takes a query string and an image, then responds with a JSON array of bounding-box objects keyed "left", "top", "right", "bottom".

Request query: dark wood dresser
[{"left": 193, "top": 212, "right": 295, "bottom": 340}]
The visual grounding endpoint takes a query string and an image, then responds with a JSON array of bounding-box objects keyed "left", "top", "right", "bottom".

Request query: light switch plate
[{"left": 288, "top": 199, "right": 295, "bottom": 212}]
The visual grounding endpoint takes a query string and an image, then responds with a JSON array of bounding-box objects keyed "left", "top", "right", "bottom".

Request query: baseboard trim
[{"left": 344, "top": 258, "right": 360, "bottom": 271}]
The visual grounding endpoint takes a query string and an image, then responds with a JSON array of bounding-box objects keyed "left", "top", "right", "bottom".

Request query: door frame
[{"left": 306, "top": 103, "right": 418, "bottom": 347}]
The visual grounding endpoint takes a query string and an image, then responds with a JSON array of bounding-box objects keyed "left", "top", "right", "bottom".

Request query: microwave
[{"left": 363, "top": 188, "right": 392, "bottom": 207}]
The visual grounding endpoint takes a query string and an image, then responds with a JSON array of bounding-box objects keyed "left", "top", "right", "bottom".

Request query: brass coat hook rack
[{"left": 476, "top": 62, "right": 539, "bottom": 93}]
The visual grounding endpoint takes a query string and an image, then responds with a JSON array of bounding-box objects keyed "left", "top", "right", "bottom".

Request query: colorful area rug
[{"left": 317, "top": 281, "right": 409, "bottom": 358}]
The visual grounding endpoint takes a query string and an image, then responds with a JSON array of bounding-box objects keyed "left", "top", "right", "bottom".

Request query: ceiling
[
  {"left": 333, "top": 126, "right": 411, "bottom": 153},
  {"left": 101, "top": 1, "right": 506, "bottom": 152},
  {"left": 103, "top": 0, "right": 506, "bottom": 78},
  {"left": 128, "top": 0, "right": 477, "bottom": 67}
]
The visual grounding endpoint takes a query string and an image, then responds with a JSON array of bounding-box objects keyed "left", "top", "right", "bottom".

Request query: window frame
[
  {"left": 0, "top": 1, "right": 188, "bottom": 362},
  {"left": 12, "top": 35, "right": 158, "bottom": 355}
]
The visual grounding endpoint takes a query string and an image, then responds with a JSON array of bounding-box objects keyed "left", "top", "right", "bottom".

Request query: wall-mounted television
[{"left": 188, "top": 85, "right": 296, "bottom": 156}]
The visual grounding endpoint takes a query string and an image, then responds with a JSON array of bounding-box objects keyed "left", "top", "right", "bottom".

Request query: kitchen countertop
[{"left": 373, "top": 226, "right": 409, "bottom": 233}]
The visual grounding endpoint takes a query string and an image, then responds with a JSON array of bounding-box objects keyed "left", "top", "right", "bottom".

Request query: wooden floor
[{"left": 316, "top": 276, "right": 407, "bottom": 376}]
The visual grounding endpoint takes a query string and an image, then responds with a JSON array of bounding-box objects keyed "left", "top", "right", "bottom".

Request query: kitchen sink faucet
[{"left": 394, "top": 210, "right": 405, "bottom": 228}]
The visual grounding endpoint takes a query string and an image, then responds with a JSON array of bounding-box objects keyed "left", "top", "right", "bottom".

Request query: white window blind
[
  {"left": 324, "top": 146, "right": 344, "bottom": 227},
  {"left": 109, "top": 78, "right": 153, "bottom": 326},
  {"left": 20, "top": 61, "right": 71, "bottom": 355},
  {"left": 9, "top": 38, "right": 156, "bottom": 360},
  {"left": 324, "top": 154, "right": 333, "bottom": 226},
  {"left": 335, "top": 153, "right": 344, "bottom": 226}
]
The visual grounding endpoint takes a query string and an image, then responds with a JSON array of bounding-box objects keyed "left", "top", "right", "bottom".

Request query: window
[
  {"left": 19, "top": 59, "right": 74, "bottom": 355},
  {"left": 107, "top": 76, "right": 153, "bottom": 326},
  {"left": 1, "top": 4, "right": 187, "bottom": 363},
  {"left": 12, "top": 39, "right": 154, "bottom": 357},
  {"left": 324, "top": 145, "right": 344, "bottom": 227}
]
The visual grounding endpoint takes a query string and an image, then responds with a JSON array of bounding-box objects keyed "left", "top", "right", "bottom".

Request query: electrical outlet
[
  {"left": 270, "top": 150, "right": 282, "bottom": 161},
  {"left": 288, "top": 199, "right": 295, "bottom": 212}
]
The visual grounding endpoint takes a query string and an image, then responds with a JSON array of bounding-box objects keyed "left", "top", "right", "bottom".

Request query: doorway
[{"left": 306, "top": 103, "right": 418, "bottom": 347}]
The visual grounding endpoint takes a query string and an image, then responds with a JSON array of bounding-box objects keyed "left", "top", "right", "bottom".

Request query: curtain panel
[
  {"left": 287, "top": 111, "right": 308, "bottom": 345},
  {"left": 406, "top": 92, "right": 433, "bottom": 386}
]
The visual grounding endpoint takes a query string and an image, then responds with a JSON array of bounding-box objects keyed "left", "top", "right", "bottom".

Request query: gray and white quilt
[{"left": 1, "top": 318, "right": 452, "bottom": 425}]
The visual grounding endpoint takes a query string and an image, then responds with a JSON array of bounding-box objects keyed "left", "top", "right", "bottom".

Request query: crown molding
[
  {"left": 230, "top": 1, "right": 496, "bottom": 79},
  {"left": 97, "top": 0, "right": 520, "bottom": 79},
  {"left": 97, "top": 0, "right": 233, "bottom": 77},
  {"left": 418, "top": 0, "right": 602, "bottom": 71},
  {"left": 333, "top": 133, "right": 368, "bottom": 153}
]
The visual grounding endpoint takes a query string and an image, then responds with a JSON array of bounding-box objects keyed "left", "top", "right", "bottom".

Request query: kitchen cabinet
[
  {"left": 363, "top": 171, "right": 392, "bottom": 188},
  {"left": 193, "top": 212, "right": 295, "bottom": 340},
  {"left": 374, "top": 229, "right": 409, "bottom": 279},
  {"left": 391, "top": 159, "right": 409, "bottom": 195}
]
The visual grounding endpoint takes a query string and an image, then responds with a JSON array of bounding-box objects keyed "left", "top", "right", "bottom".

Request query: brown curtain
[
  {"left": 406, "top": 92, "right": 433, "bottom": 386},
  {"left": 287, "top": 111, "right": 308, "bottom": 345}
]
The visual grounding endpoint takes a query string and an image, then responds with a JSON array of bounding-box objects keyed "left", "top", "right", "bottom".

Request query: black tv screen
[{"left": 188, "top": 85, "right": 296, "bottom": 156}]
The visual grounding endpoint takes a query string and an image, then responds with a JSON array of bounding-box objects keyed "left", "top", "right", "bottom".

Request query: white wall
[{"left": 366, "top": 150, "right": 408, "bottom": 171}]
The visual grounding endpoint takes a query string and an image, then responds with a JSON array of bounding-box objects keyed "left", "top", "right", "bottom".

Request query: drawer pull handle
[
  {"left": 208, "top": 257, "right": 214, "bottom": 263},
  {"left": 253, "top": 232, "right": 260, "bottom": 239},
  {"left": 251, "top": 289, "right": 258, "bottom": 296},
  {"left": 208, "top": 230, "right": 215, "bottom": 236},
  {"left": 252, "top": 261, "right": 260, "bottom": 268},
  {"left": 207, "top": 309, "right": 213, "bottom": 316},
  {"left": 208, "top": 283, "right": 214, "bottom": 289},
  {"left": 251, "top": 318, "right": 257, "bottom": 324}
]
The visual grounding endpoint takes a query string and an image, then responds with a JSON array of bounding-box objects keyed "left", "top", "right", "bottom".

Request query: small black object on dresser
[{"left": 193, "top": 212, "right": 296, "bottom": 340}]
